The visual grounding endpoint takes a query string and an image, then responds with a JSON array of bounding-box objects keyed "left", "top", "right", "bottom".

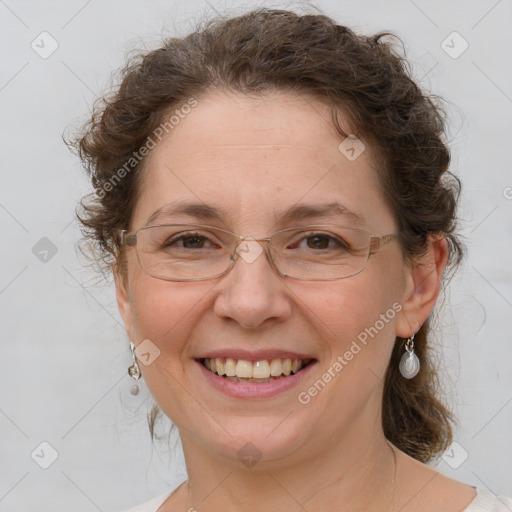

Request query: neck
[{"left": 178, "top": 419, "right": 397, "bottom": 512}]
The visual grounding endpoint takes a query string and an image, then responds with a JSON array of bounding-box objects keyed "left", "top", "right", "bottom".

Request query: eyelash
[
  {"left": 165, "top": 232, "right": 220, "bottom": 248},
  {"left": 164, "top": 231, "right": 349, "bottom": 250},
  {"left": 292, "top": 233, "right": 347, "bottom": 250}
]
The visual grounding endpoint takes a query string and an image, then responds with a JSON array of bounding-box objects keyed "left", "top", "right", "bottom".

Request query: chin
[{"left": 189, "top": 413, "right": 319, "bottom": 470}]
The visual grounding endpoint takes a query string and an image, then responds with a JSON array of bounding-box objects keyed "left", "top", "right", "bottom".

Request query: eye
[
  {"left": 289, "top": 231, "right": 349, "bottom": 251},
  {"left": 165, "top": 232, "right": 219, "bottom": 249},
  {"left": 303, "top": 234, "right": 336, "bottom": 250}
]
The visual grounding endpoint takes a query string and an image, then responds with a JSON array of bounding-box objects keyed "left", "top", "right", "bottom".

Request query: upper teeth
[{"left": 203, "top": 358, "right": 310, "bottom": 379}]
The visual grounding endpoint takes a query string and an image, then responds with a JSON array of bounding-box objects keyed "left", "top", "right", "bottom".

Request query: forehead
[
  {"left": 158, "top": 90, "right": 350, "bottom": 155},
  {"left": 132, "top": 91, "right": 393, "bottom": 232}
]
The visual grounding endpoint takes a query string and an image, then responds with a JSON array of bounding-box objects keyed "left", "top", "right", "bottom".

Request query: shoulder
[
  {"left": 121, "top": 491, "right": 173, "bottom": 512},
  {"left": 462, "top": 487, "right": 512, "bottom": 512},
  {"left": 120, "top": 481, "right": 187, "bottom": 512},
  {"left": 393, "top": 449, "right": 510, "bottom": 512}
]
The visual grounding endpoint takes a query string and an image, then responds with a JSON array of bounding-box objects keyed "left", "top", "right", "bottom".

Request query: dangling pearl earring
[
  {"left": 128, "top": 341, "right": 141, "bottom": 380},
  {"left": 399, "top": 335, "right": 420, "bottom": 379}
]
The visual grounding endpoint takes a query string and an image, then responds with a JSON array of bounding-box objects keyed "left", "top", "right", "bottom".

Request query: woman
[{"left": 72, "top": 8, "right": 512, "bottom": 512}]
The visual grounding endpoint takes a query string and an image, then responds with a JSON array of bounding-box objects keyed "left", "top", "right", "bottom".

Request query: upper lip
[{"left": 195, "top": 349, "right": 316, "bottom": 362}]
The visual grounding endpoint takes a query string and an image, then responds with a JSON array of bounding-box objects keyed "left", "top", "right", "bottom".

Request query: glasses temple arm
[
  {"left": 120, "top": 230, "right": 137, "bottom": 247},
  {"left": 369, "top": 233, "right": 397, "bottom": 253}
]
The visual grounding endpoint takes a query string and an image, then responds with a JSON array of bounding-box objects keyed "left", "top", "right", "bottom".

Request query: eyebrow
[
  {"left": 145, "top": 201, "right": 227, "bottom": 225},
  {"left": 144, "top": 200, "right": 365, "bottom": 227},
  {"left": 277, "top": 202, "right": 364, "bottom": 226}
]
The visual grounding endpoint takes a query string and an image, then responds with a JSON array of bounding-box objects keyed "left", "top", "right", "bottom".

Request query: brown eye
[
  {"left": 306, "top": 234, "right": 331, "bottom": 249},
  {"left": 165, "top": 232, "right": 218, "bottom": 250},
  {"left": 292, "top": 232, "right": 348, "bottom": 251},
  {"left": 180, "top": 235, "right": 207, "bottom": 249}
]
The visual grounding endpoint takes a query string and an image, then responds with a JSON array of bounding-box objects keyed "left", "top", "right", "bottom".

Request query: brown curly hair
[{"left": 70, "top": 8, "right": 463, "bottom": 463}]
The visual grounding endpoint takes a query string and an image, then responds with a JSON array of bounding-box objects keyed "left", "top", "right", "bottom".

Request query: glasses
[{"left": 120, "top": 223, "right": 397, "bottom": 282}]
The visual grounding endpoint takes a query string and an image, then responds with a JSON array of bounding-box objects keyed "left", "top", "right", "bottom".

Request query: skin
[{"left": 116, "top": 90, "right": 476, "bottom": 511}]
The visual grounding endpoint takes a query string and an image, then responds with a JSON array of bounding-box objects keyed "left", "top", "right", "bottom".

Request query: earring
[
  {"left": 399, "top": 335, "right": 420, "bottom": 379},
  {"left": 128, "top": 341, "right": 141, "bottom": 380}
]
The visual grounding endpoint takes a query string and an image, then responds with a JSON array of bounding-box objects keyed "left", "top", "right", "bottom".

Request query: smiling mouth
[{"left": 200, "top": 357, "right": 314, "bottom": 383}]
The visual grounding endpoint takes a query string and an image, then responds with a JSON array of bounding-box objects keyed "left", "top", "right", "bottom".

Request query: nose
[{"left": 212, "top": 240, "right": 292, "bottom": 329}]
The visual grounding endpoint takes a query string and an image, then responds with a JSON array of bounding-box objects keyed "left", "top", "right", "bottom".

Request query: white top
[{"left": 123, "top": 485, "right": 512, "bottom": 512}]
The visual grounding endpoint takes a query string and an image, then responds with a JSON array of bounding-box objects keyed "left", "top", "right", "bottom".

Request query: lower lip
[{"left": 196, "top": 360, "right": 316, "bottom": 399}]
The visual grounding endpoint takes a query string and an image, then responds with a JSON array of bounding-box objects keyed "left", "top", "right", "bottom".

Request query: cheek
[
  {"left": 127, "top": 277, "right": 214, "bottom": 421},
  {"left": 293, "top": 266, "right": 403, "bottom": 369},
  {"left": 128, "top": 274, "right": 212, "bottom": 358},
  {"left": 289, "top": 281, "right": 401, "bottom": 425}
]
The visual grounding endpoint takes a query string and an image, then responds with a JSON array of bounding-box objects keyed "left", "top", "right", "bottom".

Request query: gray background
[{"left": 1, "top": 0, "right": 511, "bottom": 510}]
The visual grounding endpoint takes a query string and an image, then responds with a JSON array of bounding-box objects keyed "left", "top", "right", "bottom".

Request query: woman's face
[{"left": 117, "top": 91, "right": 416, "bottom": 468}]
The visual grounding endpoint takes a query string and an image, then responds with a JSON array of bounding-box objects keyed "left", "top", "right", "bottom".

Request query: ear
[
  {"left": 114, "top": 268, "right": 135, "bottom": 341},
  {"left": 395, "top": 234, "right": 450, "bottom": 338}
]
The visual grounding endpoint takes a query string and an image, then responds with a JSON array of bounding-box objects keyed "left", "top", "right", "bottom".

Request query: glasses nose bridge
[
  {"left": 230, "top": 233, "right": 276, "bottom": 269},
  {"left": 232, "top": 234, "right": 272, "bottom": 253},
  {"left": 234, "top": 234, "right": 272, "bottom": 245}
]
